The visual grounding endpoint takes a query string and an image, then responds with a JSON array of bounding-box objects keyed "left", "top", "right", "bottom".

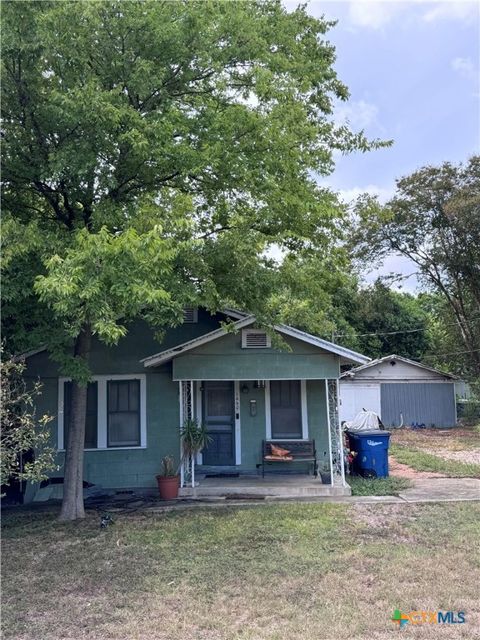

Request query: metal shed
[{"left": 340, "top": 355, "right": 458, "bottom": 428}]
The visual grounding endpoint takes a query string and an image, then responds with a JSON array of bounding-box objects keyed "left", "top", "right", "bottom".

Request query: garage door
[
  {"left": 381, "top": 383, "right": 456, "bottom": 428},
  {"left": 339, "top": 384, "right": 381, "bottom": 423}
]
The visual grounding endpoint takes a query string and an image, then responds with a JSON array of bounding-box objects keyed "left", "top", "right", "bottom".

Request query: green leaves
[{"left": 2, "top": 0, "right": 388, "bottom": 377}]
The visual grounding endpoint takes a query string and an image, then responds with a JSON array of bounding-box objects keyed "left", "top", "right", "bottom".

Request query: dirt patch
[
  {"left": 389, "top": 455, "right": 446, "bottom": 479},
  {"left": 391, "top": 426, "right": 479, "bottom": 452},
  {"left": 424, "top": 448, "right": 480, "bottom": 465}
]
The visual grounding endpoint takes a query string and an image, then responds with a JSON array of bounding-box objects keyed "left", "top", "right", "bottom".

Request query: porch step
[{"left": 179, "top": 479, "right": 351, "bottom": 499}]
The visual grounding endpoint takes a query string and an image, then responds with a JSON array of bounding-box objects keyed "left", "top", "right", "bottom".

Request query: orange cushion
[
  {"left": 270, "top": 444, "right": 291, "bottom": 457},
  {"left": 265, "top": 455, "right": 293, "bottom": 461}
]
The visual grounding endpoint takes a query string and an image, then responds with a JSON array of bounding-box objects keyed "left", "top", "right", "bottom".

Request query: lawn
[
  {"left": 348, "top": 475, "right": 412, "bottom": 496},
  {"left": 389, "top": 425, "right": 480, "bottom": 479},
  {"left": 2, "top": 502, "right": 479, "bottom": 640}
]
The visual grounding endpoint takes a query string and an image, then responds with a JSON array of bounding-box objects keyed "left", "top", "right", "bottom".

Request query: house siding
[
  {"left": 172, "top": 332, "right": 339, "bottom": 380},
  {"left": 381, "top": 382, "right": 456, "bottom": 428},
  {"left": 22, "top": 313, "right": 338, "bottom": 496}
]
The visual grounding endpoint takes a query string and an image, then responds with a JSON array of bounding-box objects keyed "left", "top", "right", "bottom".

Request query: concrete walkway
[
  {"left": 143, "top": 477, "right": 480, "bottom": 513},
  {"left": 398, "top": 477, "right": 480, "bottom": 503}
]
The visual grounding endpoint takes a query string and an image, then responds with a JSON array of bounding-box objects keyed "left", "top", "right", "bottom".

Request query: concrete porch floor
[{"left": 179, "top": 474, "right": 351, "bottom": 498}]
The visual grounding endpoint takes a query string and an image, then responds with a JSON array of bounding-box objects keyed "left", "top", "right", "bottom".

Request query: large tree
[
  {"left": 353, "top": 157, "right": 480, "bottom": 379},
  {"left": 2, "top": 0, "right": 383, "bottom": 519}
]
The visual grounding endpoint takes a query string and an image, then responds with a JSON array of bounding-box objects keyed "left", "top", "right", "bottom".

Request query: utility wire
[
  {"left": 422, "top": 348, "right": 480, "bottom": 359},
  {"left": 333, "top": 314, "right": 480, "bottom": 339}
]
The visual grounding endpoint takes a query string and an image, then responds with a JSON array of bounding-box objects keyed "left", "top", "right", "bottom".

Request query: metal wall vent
[
  {"left": 242, "top": 329, "right": 271, "bottom": 349},
  {"left": 183, "top": 307, "right": 198, "bottom": 323}
]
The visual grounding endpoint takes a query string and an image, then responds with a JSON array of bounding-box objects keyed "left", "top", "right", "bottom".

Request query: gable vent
[
  {"left": 242, "top": 329, "right": 271, "bottom": 349},
  {"left": 183, "top": 307, "right": 198, "bottom": 323}
]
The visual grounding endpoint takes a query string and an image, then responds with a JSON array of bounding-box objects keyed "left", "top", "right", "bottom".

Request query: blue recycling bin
[{"left": 347, "top": 430, "right": 391, "bottom": 478}]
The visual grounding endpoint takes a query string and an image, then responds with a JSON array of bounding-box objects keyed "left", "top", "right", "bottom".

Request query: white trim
[
  {"left": 234, "top": 381, "right": 241, "bottom": 465},
  {"left": 57, "top": 378, "right": 65, "bottom": 450},
  {"left": 142, "top": 316, "right": 256, "bottom": 367},
  {"left": 265, "top": 379, "right": 309, "bottom": 441},
  {"left": 341, "top": 354, "right": 457, "bottom": 380},
  {"left": 57, "top": 374, "right": 147, "bottom": 452},
  {"left": 14, "top": 346, "right": 47, "bottom": 361},
  {"left": 274, "top": 324, "right": 370, "bottom": 365},
  {"left": 142, "top": 315, "right": 370, "bottom": 368},
  {"left": 337, "top": 379, "right": 346, "bottom": 486},
  {"left": 301, "top": 379, "right": 308, "bottom": 440},
  {"left": 325, "top": 380, "right": 334, "bottom": 486},
  {"left": 265, "top": 381, "right": 272, "bottom": 439}
]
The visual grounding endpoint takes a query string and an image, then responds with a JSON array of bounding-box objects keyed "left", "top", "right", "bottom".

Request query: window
[
  {"left": 242, "top": 329, "right": 271, "bottom": 348},
  {"left": 270, "top": 380, "right": 303, "bottom": 439},
  {"left": 107, "top": 379, "right": 141, "bottom": 447},
  {"left": 63, "top": 381, "right": 98, "bottom": 449}
]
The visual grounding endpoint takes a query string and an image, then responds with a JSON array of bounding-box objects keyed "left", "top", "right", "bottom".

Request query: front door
[{"left": 202, "top": 381, "right": 235, "bottom": 465}]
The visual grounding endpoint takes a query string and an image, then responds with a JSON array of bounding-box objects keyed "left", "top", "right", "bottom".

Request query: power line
[
  {"left": 333, "top": 314, "right": 480, "bottom": 339},
  {"left": 422, "top": 348, "right": 480, "bottom": 359}
]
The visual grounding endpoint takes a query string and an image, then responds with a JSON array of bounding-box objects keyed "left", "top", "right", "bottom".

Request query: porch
[
  {"left": 178, "top": 378, "right": 348, "bottom": 492},
  {"left": 179, "top": 473, "right": 351, "bottom": 498}
]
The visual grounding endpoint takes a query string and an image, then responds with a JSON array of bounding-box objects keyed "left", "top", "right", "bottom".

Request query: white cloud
[
  {"left": 343, "top": 0, "right": 478, "bottom": 30},
  {"left": 363, "top": 254, "right": 420, "bottom": 292},
  {"left": 347, "top": 0, "right": 403, "bottom": 30},
  {"left": 451, "top": 56, "right": 477, "bottom": 81},
  {"left": 422, "top": 2, "right": 478, "bottom": 24},
  {"left": 338, "top": 184, "right": 395, "bottom": 204},
  {"left": 335, "top": 99, "right": 381, "bottom": 130}
]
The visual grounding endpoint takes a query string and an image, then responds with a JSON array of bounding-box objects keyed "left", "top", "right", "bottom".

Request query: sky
[{"left": 286, "top": 0, "right": 480, "bottom": 291}]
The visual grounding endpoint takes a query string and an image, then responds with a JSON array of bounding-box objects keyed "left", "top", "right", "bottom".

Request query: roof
[
  {"left": 340, "top": 354, "right": 458, "bottom": 380},
  {"left": 141, "top": 316, "right": 370, "bottom": 367}
]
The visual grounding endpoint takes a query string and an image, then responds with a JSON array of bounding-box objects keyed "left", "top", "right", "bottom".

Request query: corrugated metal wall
[{"left": 381, "top": 383, "right": 456, "bottom": 427}]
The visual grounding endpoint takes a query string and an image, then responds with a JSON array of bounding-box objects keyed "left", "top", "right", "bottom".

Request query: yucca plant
[{"left": 180, "top": 419, "right": 211, "bottom": 487}]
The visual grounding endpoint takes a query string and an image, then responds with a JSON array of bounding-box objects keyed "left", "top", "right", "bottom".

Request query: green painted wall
[
  {"left": 173, "top": 333, "right": 339, "bottom": 380},
  {"left": 239, "top": 383, "right": 267, "bottom": 468},
  {"left": 199, "top": 379, "right": 330, "bottom": 474},
  {"left": 22, "top": 314, "right": 335, "bottom": 498},
  {"left": 23, "top": 311, "right": 224, "bottom": 496}
]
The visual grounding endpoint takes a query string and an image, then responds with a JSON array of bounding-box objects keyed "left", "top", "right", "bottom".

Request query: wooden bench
[{"left": 260, "top": 440, "right": 318, "bottom": 478}]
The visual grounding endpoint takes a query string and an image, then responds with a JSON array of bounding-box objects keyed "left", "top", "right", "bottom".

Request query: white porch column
[
  {"left": 327, "top": 378, "right": 346, "bottom": 486},
  {"left": 179, "top": 381, "right": 185, "bottom": 488}
]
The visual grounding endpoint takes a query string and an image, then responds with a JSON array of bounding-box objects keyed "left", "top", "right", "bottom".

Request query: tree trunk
[{"left": 59, "top": 325, "right": 92, "bottom": 521}]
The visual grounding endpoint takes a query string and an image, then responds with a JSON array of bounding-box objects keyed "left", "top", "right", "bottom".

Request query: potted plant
[
  {"left": 156, "top": 455, "right": 180, "bottom": 500},
  {"left": 180, "top": 419, "right": 212, "bottom": 488}
]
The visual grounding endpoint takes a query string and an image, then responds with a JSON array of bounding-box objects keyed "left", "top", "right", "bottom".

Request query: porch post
[
  {"left": 336, "top": 379, "right": 346, "bottom": 486},
  {"left": 327, "top": 379, "right": 346, "bottom": 487},
  {"left": 325, "top": 379, "right": 334, "bottom": 486},
  {"left": 179, "top": 381, "right": 185, "bottom": 488}
]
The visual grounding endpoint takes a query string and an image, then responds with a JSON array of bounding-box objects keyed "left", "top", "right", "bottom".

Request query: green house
[{"left": 22, "top": 309, "right": 368, "bottom": 500}]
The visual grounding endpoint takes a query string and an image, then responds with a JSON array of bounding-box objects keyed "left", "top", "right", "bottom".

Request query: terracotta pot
[{"left": 156, "top": 475, "right": 180, "bottom": 500}]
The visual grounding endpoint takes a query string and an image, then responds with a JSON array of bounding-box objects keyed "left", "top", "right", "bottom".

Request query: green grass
[
  {"left": 348, "top": 475, "right": 412, "bottom": 496},
  {"left": 2, "top": 502, "right": 479, "bottom": 640},
  {"left": 391, "top": 443, "right": 480, "bottom": 478}
]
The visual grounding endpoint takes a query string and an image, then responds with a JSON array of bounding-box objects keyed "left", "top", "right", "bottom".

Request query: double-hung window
[
  {"left": 59, "top": 375, "right": 145, "bottom": 450},
  {"left": 63, "top": 381, "right": 98, "bottom": 449},
  {"left": 107, "top": 379, "right": 141, "bottom": 447}
]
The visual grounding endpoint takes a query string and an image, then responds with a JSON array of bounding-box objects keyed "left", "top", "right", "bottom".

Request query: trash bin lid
[{"left": 346, "top": 430, "right": 390, "bottom": 437}]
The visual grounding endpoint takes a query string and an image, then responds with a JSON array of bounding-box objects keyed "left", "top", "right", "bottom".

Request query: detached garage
[{"left": 340, "top": 354, "right": 458, "bottom": 428}]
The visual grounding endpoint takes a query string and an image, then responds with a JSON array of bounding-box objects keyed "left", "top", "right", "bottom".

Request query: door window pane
[
  {"left": 64, "top": 381, "right": 98, "bottom": 449},
  {"left": 270, "top": 380, "right": 302, "bottom": 438},
  {"left": 107, "top": 380, "right": 140, "bottom": 447}
]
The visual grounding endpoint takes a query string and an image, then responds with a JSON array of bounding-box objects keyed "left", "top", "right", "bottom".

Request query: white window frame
[
  {"left": 241, "top": 329, "right": 271, "bottom": 349},
  {"left": 265, "top": 379, "right": 308, "bottom": 441},
  {"left": 57, "top": 374, "right": 147, "bottom": 451}
]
